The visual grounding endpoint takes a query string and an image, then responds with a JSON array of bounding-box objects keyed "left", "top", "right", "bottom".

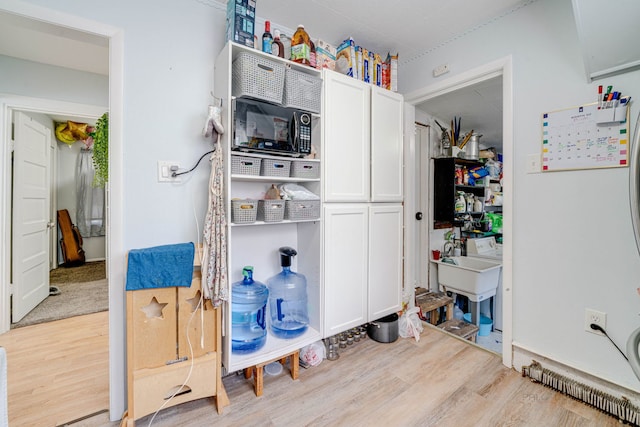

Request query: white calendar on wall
[{"left": 542, "top": 102, "right": 629, "bottom": 171}]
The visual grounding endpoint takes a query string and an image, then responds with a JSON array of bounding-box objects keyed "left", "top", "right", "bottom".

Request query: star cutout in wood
[
  {"left": 186, "top": 291, "right": 203, "bottom": 313},
  {"left": 141, "top": 296, "right": 168, "bottom": 319}
]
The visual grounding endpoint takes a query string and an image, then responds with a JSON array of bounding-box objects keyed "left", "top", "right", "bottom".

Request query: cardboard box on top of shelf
[
  {"left": 226, "top": 0, "right": 256, "bottom": 48},
  {"left": 316, "top": 39, "right": 336, "bottom": 70},
  {"left": 335, "top": 38, "right": 356, "bottom": 77}
]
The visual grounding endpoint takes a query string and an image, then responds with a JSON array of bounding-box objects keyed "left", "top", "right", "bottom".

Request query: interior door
[{"left": 12, "top": 111, "right": 52, "bottom": 322}]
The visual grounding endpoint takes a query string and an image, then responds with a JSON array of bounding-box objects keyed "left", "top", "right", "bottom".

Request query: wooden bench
[
  {"left": 437, "top": 319, "right": 479, "bottom": 342},
  {"left": 415, "top": 288, "right": 453, "bottom": 325},
  {"left": 243, "top": 350, "right": 299, "bottom": 397}
]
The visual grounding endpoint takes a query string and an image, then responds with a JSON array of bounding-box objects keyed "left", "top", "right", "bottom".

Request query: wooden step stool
[
  {"left": 415, "top": 288, "right": 453, "bottom": 325},
  {"left": 437, "top": 319, "right": 479, "bottom": 342},
  {"left": 243, "top": 350, "right": 299, "bottom": 397}
]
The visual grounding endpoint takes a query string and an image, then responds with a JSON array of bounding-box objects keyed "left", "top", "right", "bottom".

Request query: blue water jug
[
  {"left": 231, "top": 266, "right": 269, "bottom": 354},
  {"left": 266, "top": 247, "right": 309, "bottom": 339}
]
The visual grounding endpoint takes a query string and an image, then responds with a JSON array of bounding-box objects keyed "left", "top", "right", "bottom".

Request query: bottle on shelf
[
  {"left": 262, "top": 21, "right": 273, "bottom": 54},
  {"left": 271, "top": 29, "right": 284, "bottom": 58},
  {"left": 267, "top": 247, "right": 309, "bottom": 339},
  {"left": 309, "top": 39, "right": 316, "bottom": 68},
  {"left": 231, "top": 266, "right": 269, "bottom": 354},
  {"left": 290, "top": 24, "right": 311, "bottom": 65}
]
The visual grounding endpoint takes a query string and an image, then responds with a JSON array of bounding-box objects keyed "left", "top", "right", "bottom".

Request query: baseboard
[{"left": 513, "top": 342, "right": 640, "bottom": 407}]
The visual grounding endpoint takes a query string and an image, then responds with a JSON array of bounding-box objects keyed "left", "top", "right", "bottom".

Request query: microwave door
[{"left": 290, "top": 112, "right": 300, "bottom": 152}]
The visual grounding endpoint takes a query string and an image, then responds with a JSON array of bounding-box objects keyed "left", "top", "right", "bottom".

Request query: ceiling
[{"left": 0, "top": 1, "right": 524, "bottom": 148}]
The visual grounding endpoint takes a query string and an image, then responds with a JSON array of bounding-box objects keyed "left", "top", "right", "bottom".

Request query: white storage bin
[
  {"left": 261, "top": 158, "right": 291, "bottom": 177},
  {"left": 232, "top": 53, "right": 285, "bottom": 104},
  {"left": 231, "top": 155, "right": 261, "bottom": 175},
  {"left": 285, "top": 199, "right": 320, "bottom": 221},
  {"left": 291, "top": 161, "right": 320, "bottom": 179},
  {"left": 257, "top": 199, "right": 285, "bottom": 222},
  {"left": 231, "top": 199, "right": 257, "bottom": 224},
  {"left": 283, "top": 68, "right": 322, "bottom": 113}
]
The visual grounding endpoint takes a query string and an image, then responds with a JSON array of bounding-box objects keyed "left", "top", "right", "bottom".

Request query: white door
[
  {"left": 368, "top": 204, "right": 403, "bottom": 321},
  {"left": 12, "top": 111, "right": 52, "bottom": 322},
  {"left": 323, "top": 70, "right": 370, "bottom": 202},
  {"left": 371, "top": 86, "right": 404, "bottom": 202},
  {"left": 323, "top": 204, "right": 368, "bottom": 336}
]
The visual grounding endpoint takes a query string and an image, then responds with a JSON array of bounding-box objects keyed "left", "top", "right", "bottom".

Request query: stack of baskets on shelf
[
  {"left": 231, "top": 198, "right": 320, "bottom": 224},
  {"left": 231, "top": 155, "right": 320, "bottom": 179},
  {"left": 232, "top": 51, "right": 322, "bottom": 113}
]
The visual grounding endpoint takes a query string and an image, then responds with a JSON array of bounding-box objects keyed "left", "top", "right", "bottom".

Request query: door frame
[
  {"left": 403, "top": 56, "right": 514, "bottom": 368},
  {"left": 0, "top": 1, "right": 125, "bottom": 419}
]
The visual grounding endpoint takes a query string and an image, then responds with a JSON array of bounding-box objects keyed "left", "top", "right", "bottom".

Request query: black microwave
[{"left": 232, "top": 98, "right": 312, "bottom": 157}]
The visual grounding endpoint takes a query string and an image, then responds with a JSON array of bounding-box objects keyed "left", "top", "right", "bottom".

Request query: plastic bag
[
  {"left": 300, "top": 341, "right": 325, "bottom": 366},
  {"left": 399, "top": 307, "right": 424, "bottom": 342}
]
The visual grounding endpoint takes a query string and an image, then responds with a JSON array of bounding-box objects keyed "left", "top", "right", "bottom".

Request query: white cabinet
[
  {"left": 214, "top": 42, "right": 323, "bottom": 373},
  {"left": 323, "top": 203, "right": 403, "bottom": 336},
  {"left": 323, "top": 70, "right": 403, "bottom": 202}
]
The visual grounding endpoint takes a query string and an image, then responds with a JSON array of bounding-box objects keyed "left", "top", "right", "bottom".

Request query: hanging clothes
[
  {"left": 201, "top": 108, "right": 228, "bottom": 307},
  {"left": 76, "top": 148, "right": 105, "bottom": 238}
]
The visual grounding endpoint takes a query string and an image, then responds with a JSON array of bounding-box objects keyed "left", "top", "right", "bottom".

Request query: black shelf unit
[{"left": 433, "top": 157, "right": 486, "bottom": 223}]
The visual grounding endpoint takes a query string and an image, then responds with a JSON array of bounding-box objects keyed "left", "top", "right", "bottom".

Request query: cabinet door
[
  {"left": 323, "top": 70, "right": 370, "bottom": 202},
  {"left": 323, "top": 204, "right": 368, "bottom": 336},
  {"left": 368, "top": 204, "right": 403, "bottom": 321},
  {"left": 371, "top": 86, "right": 404, "bottom": 202}
]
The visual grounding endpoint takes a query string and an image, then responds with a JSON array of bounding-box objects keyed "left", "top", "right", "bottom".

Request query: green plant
[{"left": 92, "top": 112, "right": 109, "bottom": 188}]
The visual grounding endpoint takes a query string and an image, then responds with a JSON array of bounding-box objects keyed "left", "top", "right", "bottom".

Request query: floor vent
[{"left": 522, "top": 360, "right": 639, "bottom": 426}]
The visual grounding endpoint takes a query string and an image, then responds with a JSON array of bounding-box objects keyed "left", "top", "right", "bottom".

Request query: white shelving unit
[{"left": 214, "top": 42, "right": 323, "bottom": 374}]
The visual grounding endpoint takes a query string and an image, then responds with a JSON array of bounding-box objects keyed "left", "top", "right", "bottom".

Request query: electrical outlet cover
[{"left": 584, "top": 308, "right": 606, "bottom": 334}]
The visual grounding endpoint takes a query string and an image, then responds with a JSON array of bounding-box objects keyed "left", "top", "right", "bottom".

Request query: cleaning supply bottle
[
  {"left": 271, "top": 29, "right": 284, "bottom": 58},
  {"left": 231, "top": 266, "right": 269, "bottom": 354},
  {"left": 262, "top": 21, "right": 273, "bottom": 54},
  {"left": 455, "top": 192, "right": 466, "bottom": 213},
  {"left": 290, "top": 25, "right": 310, "bottom": 65},
  {"left": 267, "top": 247, "right": 309, "bottom": 339}
]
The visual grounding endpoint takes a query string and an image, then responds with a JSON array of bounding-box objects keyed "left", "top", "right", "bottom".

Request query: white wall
[{"left": 402, "top": 0, "right": 640, "bottom": 392}]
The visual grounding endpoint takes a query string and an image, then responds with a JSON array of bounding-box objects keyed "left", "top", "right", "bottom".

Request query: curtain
[{"left": 76, "top": 148, "right": 105, "bottom": 237}]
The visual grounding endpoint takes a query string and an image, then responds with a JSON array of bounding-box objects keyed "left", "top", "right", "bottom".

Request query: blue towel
[{"left": 126, "top": 243, "right": 195, "bottom": 291}]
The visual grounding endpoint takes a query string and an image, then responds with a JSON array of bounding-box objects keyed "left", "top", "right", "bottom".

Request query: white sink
[{"left": 437, "top": 256, "right": 502, "bottom": 301}]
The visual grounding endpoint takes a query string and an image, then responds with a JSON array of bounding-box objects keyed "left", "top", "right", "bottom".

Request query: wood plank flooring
[
  {"left": 93, "top": 324, "right": 617, "bottom": 427},
  {"left": 0, "top": 311, "right": 109, "bottom": 426},
  {"left": 0, "top": 314, "right": 620, "bottom": 426}
]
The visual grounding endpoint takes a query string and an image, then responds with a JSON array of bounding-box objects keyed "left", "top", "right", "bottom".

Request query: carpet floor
[{"left": 11, "top": 261, "right": 108, "bottom": 329}]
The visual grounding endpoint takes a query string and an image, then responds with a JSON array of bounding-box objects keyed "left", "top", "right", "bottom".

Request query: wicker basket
[
  {"left": 283, "top": 68, "right": 322, "bottom": 113},
  {"left": 231, "top": 155, "right": 261, "bottom": 175},
  {"left": 232, "top": 53, "right": 285, "bottom": 104},
  {"left": 257, "top": 199, "right": 285, "bottom": 222},
  {"left": 285, "top": 199, "right": 320, "bottom": 221},
  {"left": 291, "top": 161, "right": 320, "bottom": 179},
  {"left": 261, "top": 158, "right": 291, "bottom": 177},
  {"left": 231, "top": 199, "right": 257, "bottom": 224}
]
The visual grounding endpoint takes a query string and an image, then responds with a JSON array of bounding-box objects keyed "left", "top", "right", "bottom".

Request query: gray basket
[
  {"left": 291, "top": 161, "right": 320, "bottom": 179},
  {"left": 231, "top": 155, "right": 261, "bottom": 175},
  {"left": 231, "top": 199, "right": 257, "bottom": 224},
  {"left": 232, "top": 52, "right": 285, "bottom": 104},
  {"left": 283, "top": 68, "right": 322, "bottom": 113},
  {"left": 285, "top": 199, "right": 320, "bottom": 221},
  {"left": 261, "top": 158, "right": 291, "bottom": 177},
  {"left": 257, "top": 199, "right": 285, "bottom": 222}
]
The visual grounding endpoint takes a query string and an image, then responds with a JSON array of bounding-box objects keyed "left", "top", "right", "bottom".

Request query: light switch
[{"left": 527, "top": 154, "right": 541, "bottom": 173}]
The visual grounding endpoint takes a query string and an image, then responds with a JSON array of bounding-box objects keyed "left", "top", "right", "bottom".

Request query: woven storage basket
[
  {"left": 282, "top": 68, "right": 322, "bottom": 113},
  {"left": 257, "top": 199, "right": 285, "bottom": 222},
  {"left": 261, "top": 158, "right": 291, "bottom": 177},
  {"left": 232, "top": 53, "right": 285, "bottom": 104},
  {"left": 231, "top": 199, "right": 257, "bottom": 224},
  {"left": 285, "top": 199, "right": 320, "bottom": 221},
  {"left": 231, "top": 155, "right": 261, "bottom": 175},
  {"left": 291, "top": 161, "right": 320, "bottom": 179}
]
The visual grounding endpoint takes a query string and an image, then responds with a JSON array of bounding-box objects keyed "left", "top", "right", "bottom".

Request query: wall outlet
[
  {"left": 433, "top": 64, "right": 450, "bottom": 77},
  {"left": 158, "top": 161, "right": 181, "bottom": 182},
  {"left": 584, "top": 308, "right": 606, "bottom": 334}
]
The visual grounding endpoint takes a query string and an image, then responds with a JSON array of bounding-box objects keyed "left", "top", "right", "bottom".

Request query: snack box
[
  {"left": 226, "top": 0, "right": 256, "bottom": 48},
  {"left": 316, "top": 39, "right": 336, "bottom": 70},
  {"left": 335, "top": 37, "right": 356, "bottom": 77}
]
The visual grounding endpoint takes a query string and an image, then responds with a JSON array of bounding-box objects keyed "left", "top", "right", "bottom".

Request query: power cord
[
  {"left": 590, "top": 323, "right": 629, "bottom": 361},
  {"left": 172, "top": 150, "right": 215, "bottom": 178}
]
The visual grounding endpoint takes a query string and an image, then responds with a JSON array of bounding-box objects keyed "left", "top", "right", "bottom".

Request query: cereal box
[
  {"left": 335, "top": 38, "right": 356, "bottom": 77},
  {"left": 316, "top": 39, "right": 336, "bottom": 70}
]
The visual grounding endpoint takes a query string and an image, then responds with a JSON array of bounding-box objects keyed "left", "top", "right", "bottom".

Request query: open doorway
[
  {"left": 0, "top": 4, "right": 127, "bottom": 421},
  {"left": 404, "top": 56, "right": 514, "bottom": 368}
]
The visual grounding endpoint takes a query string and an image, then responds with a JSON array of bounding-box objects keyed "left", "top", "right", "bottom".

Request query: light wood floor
[
  {"left": 0, "top": 311, "right": 109, "bottom": 426},
  {"left": 0, "top": 314, "right": 620, "bottom": 427},
  {"left": 95, "top": 324, "right": 616, "bottom": 426}
]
